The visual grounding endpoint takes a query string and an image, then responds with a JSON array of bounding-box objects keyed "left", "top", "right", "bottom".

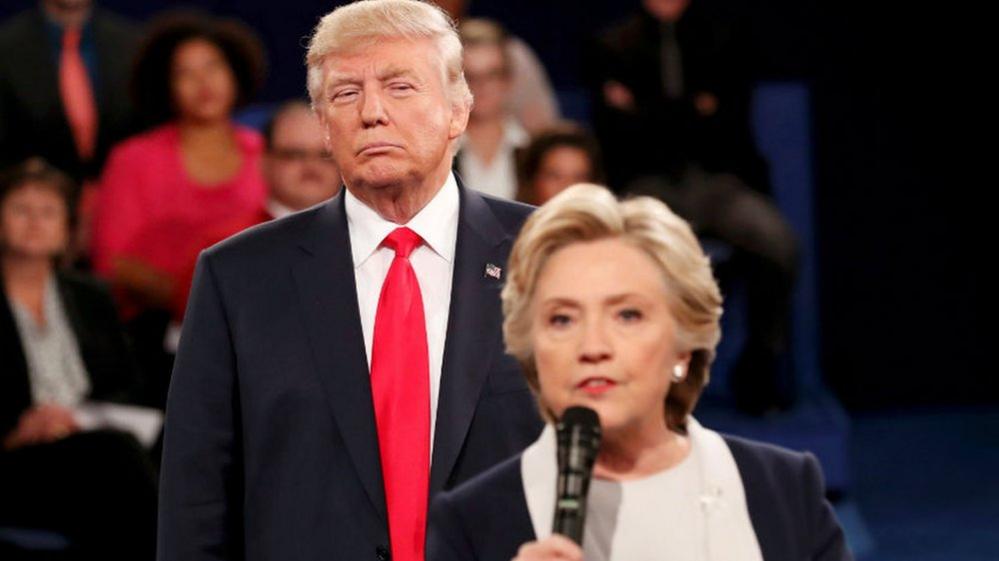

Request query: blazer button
[{"left": 375, "top": 546, "right": 391, "bottom": 561}]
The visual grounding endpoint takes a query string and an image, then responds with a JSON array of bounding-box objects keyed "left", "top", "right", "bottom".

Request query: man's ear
[{"left": 448, "top": 99, "right": 471, "bottom": 140}]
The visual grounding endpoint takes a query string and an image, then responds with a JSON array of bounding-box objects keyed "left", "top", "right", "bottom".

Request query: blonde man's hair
[
  {"left": 501, "top": 184, "right": 723, "bottom": 430},
  {"left": 305, "top": 0, "right": 472, "bottom": 111}
]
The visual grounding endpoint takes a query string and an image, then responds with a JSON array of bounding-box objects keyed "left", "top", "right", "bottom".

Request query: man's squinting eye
[
  {"left": 331, "top": 89, "right": 359, "bottom": 102},
  {"left": 389, "top": 82, "right": 415, "bottom": 93}
]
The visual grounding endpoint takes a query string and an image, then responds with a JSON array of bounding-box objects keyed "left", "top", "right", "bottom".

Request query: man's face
[
  {"left": 643, "top": 0, "right": 691, "bottom": 22},
  {"left": 43, "top": 0, "right": 92, "bottom": 12},
  {"left": 264, "top": 107, "right": 341, "bottom": 211},
  {"left": 315, "top": 37, "right": 469, "bottom": 202},
  {"left": 463, "top": 44, "right": 511, "bottom": 121}
]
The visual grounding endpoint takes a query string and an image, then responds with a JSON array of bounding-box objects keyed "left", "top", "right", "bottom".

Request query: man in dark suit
[
  {"left": 157, "top": 2, "right": 543, "bottom": 560},
  {"left": 0, "top": 0, "right": 140, "bottom": 184}
]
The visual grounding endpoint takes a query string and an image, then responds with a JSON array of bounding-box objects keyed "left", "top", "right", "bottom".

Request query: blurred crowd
[{"left": 0, "top": 0, "right": 800, "bottom": 558}]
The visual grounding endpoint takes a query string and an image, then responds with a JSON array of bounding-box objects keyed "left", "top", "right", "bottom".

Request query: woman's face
[
  {"left": 531, "top": 146, "right": 594, "bottom": 204},
  {"left": 170, "top": 38, "right": 237, "bottom": 124},
  {"left": 0, "top": 183, "right": 69, "bottom": 259},
  {"left": 531, "top": 238, "right": 689, "bottom": 436}
]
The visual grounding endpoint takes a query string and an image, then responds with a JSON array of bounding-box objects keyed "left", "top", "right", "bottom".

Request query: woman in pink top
[{"left": 92, "top": 13, "right": 266, "bottom": 320}]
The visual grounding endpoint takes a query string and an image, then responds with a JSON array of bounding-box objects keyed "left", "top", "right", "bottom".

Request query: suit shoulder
[
  {"left": 722, "top": 434, "right": 822, "bottom": 495},
  {"left": 202, "top": 205, "right": 320, "bottom": 267},
  {"left": 480, "top": 195, "right": 535, "bottom": 231},
  {"left": 93, "top": 8, "right": 141, "bottom": 38},
  {"left": 0, "top": 11, "right": 38, "bottom": 46},
  {"left": 724, "top": 434, "right": 813, "bottom": 471}
]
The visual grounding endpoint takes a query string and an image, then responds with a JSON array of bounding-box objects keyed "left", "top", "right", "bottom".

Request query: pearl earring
[{"left": 672, "top": 364, "right": 685, "bottom": 382}]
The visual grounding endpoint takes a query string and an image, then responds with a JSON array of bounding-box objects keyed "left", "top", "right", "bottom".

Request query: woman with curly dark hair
[{"left": 90, "top": 12, "right": 267, "bottom": 400}]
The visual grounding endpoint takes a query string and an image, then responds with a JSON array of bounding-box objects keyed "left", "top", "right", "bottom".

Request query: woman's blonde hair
[
  {"left": 305, "top": 0, "right": 472, "bottom": 111},
  {"left": 501, "top": 184, "right": 723, "bottom": 430}
]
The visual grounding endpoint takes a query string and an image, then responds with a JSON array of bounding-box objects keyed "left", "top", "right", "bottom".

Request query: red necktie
[
  {"left": 371, "top": 227, "right": 430, "bottom": 561},
  {"left": 59, "top": 27, "right": 98, "bottom": 161}
]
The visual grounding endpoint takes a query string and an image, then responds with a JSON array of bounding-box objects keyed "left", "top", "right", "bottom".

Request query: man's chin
[{"left": 348, "top": 166, "right": 414, "bottom": 191}]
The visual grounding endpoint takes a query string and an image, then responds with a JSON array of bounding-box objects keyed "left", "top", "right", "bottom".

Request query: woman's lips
[{"left": 577, "top": 377, "right": 617, "bottom": 396}]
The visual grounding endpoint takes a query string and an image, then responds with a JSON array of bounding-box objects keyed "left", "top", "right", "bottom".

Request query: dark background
[{"left": 1, "top": 0, "right": 984, "bottom": 410}]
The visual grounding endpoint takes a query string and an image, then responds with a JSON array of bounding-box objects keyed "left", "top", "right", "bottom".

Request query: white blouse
[
  {"left": 521, "top": 418, "right": 763, "bottom": 561},
  {"left": 584, "top": 449, "right": 705, "bottom": 561},
  {"left": 10, "top": 276, "right": 90, "bottom": 406}
]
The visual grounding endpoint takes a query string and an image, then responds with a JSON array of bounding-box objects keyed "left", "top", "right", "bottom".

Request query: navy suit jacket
[
  {"left": 157, "top": 186, "right": 544, "bottom": 561},
  {"left": 428, "top": 434, "right": 853, "bottom": 561}
]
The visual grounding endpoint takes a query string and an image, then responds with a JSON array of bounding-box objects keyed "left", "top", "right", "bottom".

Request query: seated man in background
[
  {"left": 168, "top": 100, "right": 341, "bottom": 342},
  {"left": 455, "top": 18, "right": 529, "bottom": 201},
  {"left": 0, "top": 0, "right": 143, "bottom": 262},
  {"left": 590, "top": 0, "right": 800, "bottom": 413},
  {"left": 587, "top": 0, "right": 766, "bottom": 192}
]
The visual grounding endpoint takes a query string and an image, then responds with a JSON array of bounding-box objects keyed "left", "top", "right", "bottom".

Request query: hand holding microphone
[{"left": 512, "top": 406, "right": 600, "bottom": 560}]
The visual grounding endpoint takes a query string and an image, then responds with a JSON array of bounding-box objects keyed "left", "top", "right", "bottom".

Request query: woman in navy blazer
[{"left": 427, "top": 184, "right": 851, "bottom": 561}]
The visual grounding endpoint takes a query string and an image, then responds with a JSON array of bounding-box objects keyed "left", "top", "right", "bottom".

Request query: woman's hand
[
  {"left": 3, "top": 404, "right": 80, "bottom": 450},
  {"left": 512, "top": 535, "right": 583, "bottom": 561}
]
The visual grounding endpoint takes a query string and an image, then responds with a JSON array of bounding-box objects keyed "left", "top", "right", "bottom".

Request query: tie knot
[
  {"left": 383, "top": 227, "right": 422, "bottom": 259},
  {"left": 62, "top": 28, "right": 82, "bottom": 50}
]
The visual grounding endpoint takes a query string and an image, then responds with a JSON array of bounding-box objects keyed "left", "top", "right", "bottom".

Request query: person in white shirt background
[{"left": 456, "top": 18, "right": 529, "bottom": 201}]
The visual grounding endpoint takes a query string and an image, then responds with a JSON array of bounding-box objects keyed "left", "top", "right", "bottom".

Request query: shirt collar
[
  {"left": 344, "top": 172, "right": 460, "bottom": 268},
  {"left": 265, "top": 198, "right": 295, "bottom": 220}
]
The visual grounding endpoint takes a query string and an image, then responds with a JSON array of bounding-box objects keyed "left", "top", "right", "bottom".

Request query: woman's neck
[
  {"left": 464, "top": 117, "right": 506, "bottom": 166},
  {"left": 178, "top": 119, "right": 234, "bottom": 146},
  {"left": 592, "top": 418, "right": 690, "bottom": 481},
  {"left": 2, "top": 256, "right": 53, "bottom": 325},
  {"left": 177, "top": 118, "right": 242, "bottom": 186}
]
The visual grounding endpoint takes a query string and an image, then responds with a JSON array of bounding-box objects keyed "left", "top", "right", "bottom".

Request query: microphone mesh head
[{"left": 560, "top": 406, "right": 599, "bottom": 430}]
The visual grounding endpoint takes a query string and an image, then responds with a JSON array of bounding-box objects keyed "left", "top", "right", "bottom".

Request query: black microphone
[{"left": 552, "top": 406, "right": 602, "bottom": 545}]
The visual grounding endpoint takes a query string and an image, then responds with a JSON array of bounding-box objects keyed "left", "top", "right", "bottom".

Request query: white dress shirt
[{"left": 344, "top": 173, "right": 460, "bottom": 452}]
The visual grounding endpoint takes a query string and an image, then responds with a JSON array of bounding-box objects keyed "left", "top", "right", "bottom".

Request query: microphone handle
[{"left": 553, "top": 473, "right": 588, "bottom": 544}]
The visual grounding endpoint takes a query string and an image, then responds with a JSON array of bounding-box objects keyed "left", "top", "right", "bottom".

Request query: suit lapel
[
  {"left": 291, "top": 193, "right": 386, "bottom": 522},
  {"left": 17, "top": 11, "right": 62, "bottom": 122},
  {"left": 430, "top": 186, "right": 512, "bottom": 494}
]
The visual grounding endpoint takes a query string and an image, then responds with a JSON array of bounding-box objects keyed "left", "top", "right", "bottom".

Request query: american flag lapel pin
[{"left": 484, "top": 263, "right": 502, "bottom": 280}]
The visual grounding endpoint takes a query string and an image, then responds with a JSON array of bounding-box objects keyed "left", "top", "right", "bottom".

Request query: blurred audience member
[
  {"left": 260, "top": 101, "right": 342, "bottom": 218},
  {"left": 0, "top": 0, "right": 143, "bottom": 264},
  {"left": 90, "top": 12, "right": 266, "bottom": 407},
  {"left": 517, "top": 122, "right": 604, "bottom": 205},
  {"left": 0, "top": 0, "right": 141, "bottom": 184},
  {"left": 438, "top": 0, "right": 560, "bottom": 132},
  {"left": 169, "top": 100, "right": 340, "bottom": 331},
  {"left": 589, "top": 0, "right": 800, "bottom": 412},
  {"left": 0, "top": 158, "right": 156, "bottom": 561},
  {"left": 456, "top": 18, "right": 529, "bottom": 200},
  {"left": 588, "top": 0, "right": 768, "bottom": 192},
  {"left": 628, "top": 169, "right": 798, "bottom": 413}
]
